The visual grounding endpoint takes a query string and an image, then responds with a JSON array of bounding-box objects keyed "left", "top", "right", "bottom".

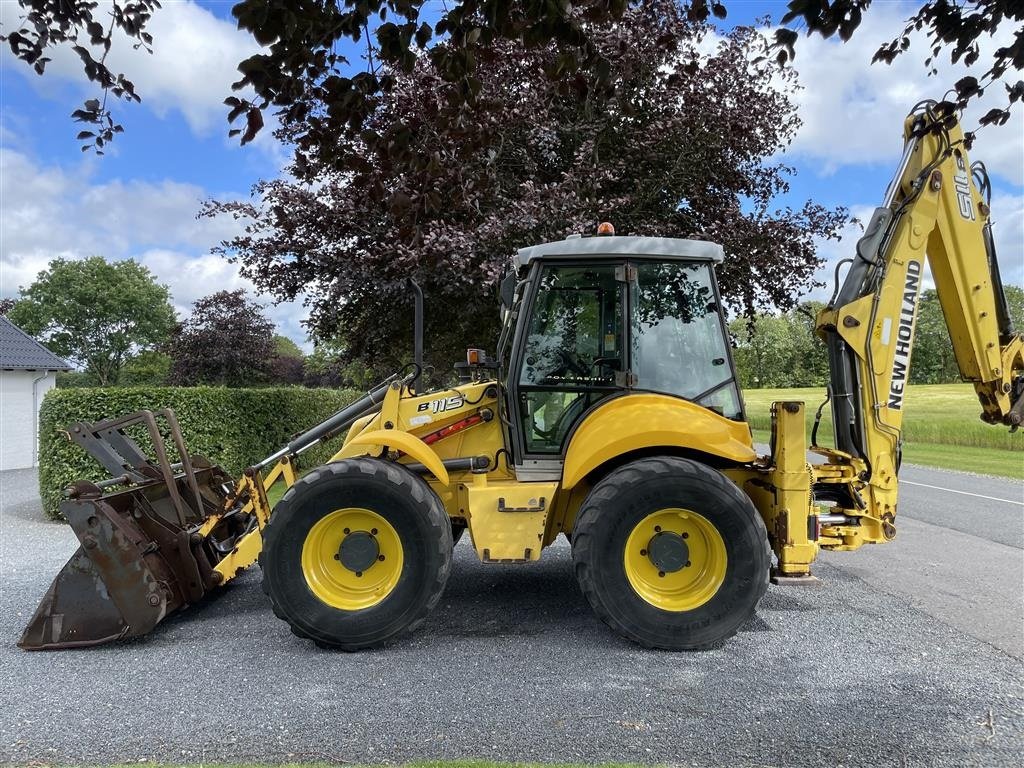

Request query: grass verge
[
  {"left": 266, "top": 478, "right": 290, "bottom": 507},
  {"left": 91, "top": 763, "right": 647, "bottom": 768},
  {"left": 744, "top": 383, "right": 1022, "bottom": 480},
  {"left": 750, "top": 429, "right": 1023, "bottom": 479}
]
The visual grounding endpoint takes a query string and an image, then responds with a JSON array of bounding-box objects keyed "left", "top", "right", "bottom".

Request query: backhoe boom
[{"left": 810, "top": 100, "right": 1023, "bottom": 551}]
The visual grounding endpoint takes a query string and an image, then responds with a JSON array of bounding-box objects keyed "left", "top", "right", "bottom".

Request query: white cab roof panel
[{"left": 516, "top": 236, "right": 724, "bottom": 266}]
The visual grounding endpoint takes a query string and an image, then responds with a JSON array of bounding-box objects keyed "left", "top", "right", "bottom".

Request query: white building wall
[{"left": 0, "top": 370, "right": 57, "bottom": 471}]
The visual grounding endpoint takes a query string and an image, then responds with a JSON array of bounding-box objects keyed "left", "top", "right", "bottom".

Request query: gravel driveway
[{"left": 1, "top": 466, "right": 1021, "bottom": 767}]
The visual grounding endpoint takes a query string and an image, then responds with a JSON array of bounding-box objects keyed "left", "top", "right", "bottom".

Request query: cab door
[{"left": 510, "top": 262, "right": 626, "bottom": 458}]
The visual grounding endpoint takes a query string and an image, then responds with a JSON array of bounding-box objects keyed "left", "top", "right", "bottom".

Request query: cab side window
[{"left": 631, "top": 261, "right": 742, "bottom": 419}]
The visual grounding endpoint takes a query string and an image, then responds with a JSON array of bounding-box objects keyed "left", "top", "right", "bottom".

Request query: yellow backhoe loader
[{"left": 19, "top": 100, "right": 1022, "bottom": 651}]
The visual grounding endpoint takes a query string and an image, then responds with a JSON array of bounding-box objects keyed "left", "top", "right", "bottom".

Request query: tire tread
[
  {"left": 258, "top": 458, "right": 451, "bottom": 650},
  {"left": 572, "top": 457, "right": 770, "bottom": 650}
]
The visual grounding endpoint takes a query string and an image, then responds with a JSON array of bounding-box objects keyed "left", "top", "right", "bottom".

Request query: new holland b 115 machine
[{"left": 19, "top": 101, "right": 1023, "bottom": 651}]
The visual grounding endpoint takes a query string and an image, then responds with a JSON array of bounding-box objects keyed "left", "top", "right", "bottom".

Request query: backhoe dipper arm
[{"left": 817, "top": 101, "right": 1024, "bottom": 491}]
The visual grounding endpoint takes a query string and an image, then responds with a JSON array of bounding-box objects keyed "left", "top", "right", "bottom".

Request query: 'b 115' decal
[{"left": 418, "top": 395, "right": 465, "bottom": 414}]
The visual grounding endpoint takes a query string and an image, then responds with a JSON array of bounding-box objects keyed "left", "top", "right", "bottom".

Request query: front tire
[
  {"left": 260, "top": 458, "right": 452, "bottom": 650},
  {"left": 572, "top": 457, "right": 769, "bottom": 650}
]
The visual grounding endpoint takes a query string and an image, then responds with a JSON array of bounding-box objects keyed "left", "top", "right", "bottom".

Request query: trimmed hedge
[{"left": 38, "top": 386, "right": 360, "bottom": 520}]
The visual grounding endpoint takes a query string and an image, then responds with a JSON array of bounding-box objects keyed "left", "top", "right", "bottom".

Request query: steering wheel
[
  {"left": 555, "top": 350, "right": 589, "bottom": 378},
  {"left": 590, "top": 356, "right": 621, "bottom": 380}
]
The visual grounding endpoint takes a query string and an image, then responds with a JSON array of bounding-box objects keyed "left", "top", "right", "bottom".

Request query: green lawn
[
  {"left": 266, "top": 478, "right": 289, "bottom": 507},
  {"left": 743, "top": 383, "right": 1023, "bottom": 479},
  {"left": 94, "top": 763, "right": 645, "bottom": 768}
]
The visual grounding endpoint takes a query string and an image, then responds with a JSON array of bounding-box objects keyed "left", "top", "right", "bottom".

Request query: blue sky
[{"left": 1, "top": 0, "right": 1021, "bottom": 347}]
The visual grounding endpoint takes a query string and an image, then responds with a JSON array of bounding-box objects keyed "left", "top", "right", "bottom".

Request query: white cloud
[
  {"left": 0, "top": 147, "right": 310, "bottom": 348},
  {"left": 990, "top": 192, "right": 1024, "bottom": 286},
  {"left": 0, "top": 0, "right": 259, "bottom": 136},
  {"left": 782, "top": 1, "right": 1024, "bottom": 187},
  {"left": 0, "top": 147, "right": 233, "bottom": 264},
  {"left": 806, "top": 193, "right": 1023, "bottom": 311},
  {"left": 772, "top": 1, "right": 1024, "bottom": 300}
]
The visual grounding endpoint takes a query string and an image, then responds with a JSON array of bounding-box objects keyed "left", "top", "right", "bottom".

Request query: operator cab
[{"left": 499, "top": 230, "right": 743, "bottom": 462}]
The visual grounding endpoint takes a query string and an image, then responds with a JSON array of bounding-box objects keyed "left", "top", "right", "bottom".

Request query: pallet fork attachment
[
  {"left": 19, "top": 376, "right": 396, "bottom": 650},
  {"left": 18, "top": 410, "right": 256, "bottom": 649}
]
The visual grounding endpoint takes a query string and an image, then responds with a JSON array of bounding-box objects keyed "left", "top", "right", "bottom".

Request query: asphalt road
[{"left": 1, "top": 463, "right": 1022, "bottom": 767}]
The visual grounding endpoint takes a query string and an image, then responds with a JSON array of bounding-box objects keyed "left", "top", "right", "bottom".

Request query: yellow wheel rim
[
  {"left": 623, "top": 508, "right": 727, "bottom": 612},
  {"left": 301, "top": 508, "right": 404, "bottom": 610}
]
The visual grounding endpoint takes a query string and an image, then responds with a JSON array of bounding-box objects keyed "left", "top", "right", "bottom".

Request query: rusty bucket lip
[
  {"left": 19, "top": 629, "right": 128, "bottom": 651},
  {"left": 17, "top": 493, "right": 170, "bottom": 652}
]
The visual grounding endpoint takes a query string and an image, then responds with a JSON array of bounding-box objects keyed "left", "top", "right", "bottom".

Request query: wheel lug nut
[
  {"left": 355, "top": 571, "right": 363, "bottom": 577},
  {"left": 371, "top": 528, "right": 378, "bottom": 535},
  {"left": 654, "top": 525, "right": 661, "bottom": 532},
  {"left": 658, "top": 571, "right": 665, "bottom": 578},
  {"left": 685, "top": 560, "right": 691, "bottom": 567},
  {"left": 333, "top": 553, "right": 340, "bottom": 560},
  {"left": 378, "top": 555, "right": 385, "bottom": 561},
  {"left": 343, "top": 528, "right": 350, "bottom": 534},
  {"left": 682, "top": 532, "right": 688, "bottom": 539},
  {"left": 640, "top": 549, "right": 647, "bottom": 556}
]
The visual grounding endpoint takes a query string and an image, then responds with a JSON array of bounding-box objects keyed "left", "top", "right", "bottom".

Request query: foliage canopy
[
  {"left": 38, "top": 384, "right": 360, "bottom": 519},
  {"left": 8, "top": 256, "right": 175, "bottom": 385},
  {"left": 166, "top": 289, "right": 276, "bottom": 386},
  {"left": 206, "top": 3, "right": 845, "bottom": 374},
  {"left": 3, "top": 1, "right": 1020, "bottom": 159},
  {"left": 732, "top": 286, "right": 1024, "bottom": 389}
]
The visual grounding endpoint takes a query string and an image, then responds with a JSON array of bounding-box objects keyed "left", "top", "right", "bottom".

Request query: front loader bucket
[
  {"left": 20, "top": 546, "right": 150, "bottom": 649},
  {"left": 19, "top": 410, "right": 254, "bottom": 650},
  {"left": 19, "top": 491, "right": 207, "bottom": 649}
]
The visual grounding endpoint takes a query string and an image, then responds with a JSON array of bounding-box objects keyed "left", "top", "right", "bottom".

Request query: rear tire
[
  {"left": 572, "top": 457, "right": 769, "bottom": 650},
  {"left": 260, "top": 458, "right": 452, "bottom": 650}
]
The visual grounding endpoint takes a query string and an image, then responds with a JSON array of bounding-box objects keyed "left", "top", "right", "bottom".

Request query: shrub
[{"left": 38, "top": 386, "right": 360, "bottom": 520}]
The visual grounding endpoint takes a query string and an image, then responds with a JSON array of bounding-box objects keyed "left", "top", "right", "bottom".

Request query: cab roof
[{"left": 516, "top": 235, "right": 724, "bottom": 266}]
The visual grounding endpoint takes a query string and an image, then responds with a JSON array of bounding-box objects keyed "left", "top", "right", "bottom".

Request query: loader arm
[{"left": 814, "top": 100, "right": 1023, "bottom": 526}]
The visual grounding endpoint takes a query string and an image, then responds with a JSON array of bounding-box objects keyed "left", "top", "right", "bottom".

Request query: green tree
[
  {"left": 303, "top": 338, "right": 377, "bottom": 390},
  {"left": 730, "top": 315, "right": 793, "bottom": 389},
  {"left": 1005, "top": 284, "right": 1024, "bottom": 329},
  {"left": 790, "top": 301, "right": 829, "bottom": 386},
  {"left": 8, "top": 256, "right": 175, "bottom": 385},
  {"left": 120, "top": 350, "right": 173, "bottom": 386},
  {"left": 272, "top": 335, "right": 303, "bottom": 359},
  {"left": 911, "top": 284, "right": 1024, "bottom": 384},
  {"left": 911, "top": 289, "right": 960, "bottom": 383},
  {"left": 730, "top": 302, "right": 829, "bottom": 389}
]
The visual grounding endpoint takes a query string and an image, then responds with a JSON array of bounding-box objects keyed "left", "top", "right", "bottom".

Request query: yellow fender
[
  {"left": 562, "top": 394, "right": 756, "bottom": 489},
  {"left": 333, "top": 429, "right": 450, "bottom": 486}
]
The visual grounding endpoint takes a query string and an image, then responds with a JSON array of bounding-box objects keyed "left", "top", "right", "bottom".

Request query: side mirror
[{"left": 499, "top": 272, "right": 517, "bottom": 311}]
